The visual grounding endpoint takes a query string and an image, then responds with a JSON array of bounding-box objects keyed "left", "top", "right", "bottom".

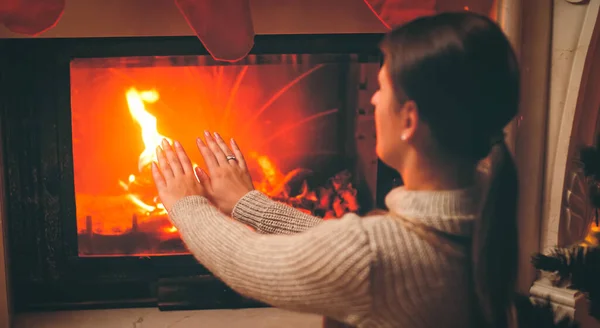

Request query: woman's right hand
[{"left": 195, "top": 131, "right": 255, "bottom": 215}]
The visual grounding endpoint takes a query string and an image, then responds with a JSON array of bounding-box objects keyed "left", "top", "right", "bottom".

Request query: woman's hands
[
  {"left": 150, "top": 132, "right": 254, "bottom": 216},
  {"left": 151, "top": 139, "right": 206, "bottom": 212},
  {"left": 196, "top": 131, "right": 255, "bottom": 215}
]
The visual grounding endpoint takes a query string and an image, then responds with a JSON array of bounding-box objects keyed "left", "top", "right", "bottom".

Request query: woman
[{"left": 151, "top": 12, "right": 519, "bottom": 328}]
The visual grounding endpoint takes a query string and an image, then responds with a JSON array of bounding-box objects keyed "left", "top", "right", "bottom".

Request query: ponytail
[
  {"left": 379, "top": 11, "right": 521, "bottom": 326},
  {"left": 472, "top": 140, "right": 519, "bottom": 327}
]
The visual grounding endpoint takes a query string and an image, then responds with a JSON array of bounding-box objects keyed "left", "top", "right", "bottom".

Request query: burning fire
[
  {"left": 118, "top": 87, "right": 169, "bottom": 217},
  {"left": 125, "top": 88, "right": 170, "bottom": 171},
  {"left": 82, "top": 87, "right": 359, "bottom": 238}
]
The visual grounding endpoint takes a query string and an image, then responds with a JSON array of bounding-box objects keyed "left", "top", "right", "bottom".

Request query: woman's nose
[{"left": 371, "top": 91, "right": 379, "bottom": 106}]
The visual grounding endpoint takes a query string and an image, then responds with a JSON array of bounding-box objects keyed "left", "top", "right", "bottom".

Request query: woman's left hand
[
  {"left": 151, "top": 138, "right": 207, "bottom": 212},
  {"left": 195, "top": 131, "right": 255, "bottom": 215}
]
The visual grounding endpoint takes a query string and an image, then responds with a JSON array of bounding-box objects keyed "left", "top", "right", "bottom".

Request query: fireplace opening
[
  {"left": 71, "top": 54, "right": 378, "bottom": 257},
  {"left": 1, "top": 35, "right": 393, "bottom": 311}
]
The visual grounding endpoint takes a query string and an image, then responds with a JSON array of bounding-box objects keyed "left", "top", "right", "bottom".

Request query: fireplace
[
  {"left": 0, "top": 34, "right": 396, "bottom": 312},
  {"left": 72, "top": 53, "right": 375, "bottom": 257}
]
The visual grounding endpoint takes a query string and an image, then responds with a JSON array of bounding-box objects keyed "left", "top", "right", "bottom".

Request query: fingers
[
  {"left": 195, "top": 166, "right": 210, "bottom": 185},
  {"left": 213, "top": 132, "right": 235, "bottom": 159},
  {"left": 173, "top": 140, "right": 194, "bottom": 175},
  {"left": 229, "top": 138, "right": 247, "bottom": 171},
  {"left": 156, "top": 145, "right": 174, "bottom": 178},
  {"left": 161, "top": 139, "right": 184, "bottom": 175},
  {"left": 203, "top": 131, "right": 229, "bottom": 166},
  {"left": 197, "top": 137, "right": 220, "bottom": 175},
  {"left": 151, "top": 162, "right": 166, "bottom": 189}
]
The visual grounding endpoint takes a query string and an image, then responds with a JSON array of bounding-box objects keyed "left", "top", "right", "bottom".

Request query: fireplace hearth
[{"left": 0, "top": 34, "right": 397, "bottom": 312}]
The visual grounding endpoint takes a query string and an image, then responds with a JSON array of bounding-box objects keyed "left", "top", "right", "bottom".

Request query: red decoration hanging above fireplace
[
  {"left": 0, "top": 0, "right": 65, "bottom": 35},
  {"left": 173, "top": 0, "right": 255, "bottom": 62}
]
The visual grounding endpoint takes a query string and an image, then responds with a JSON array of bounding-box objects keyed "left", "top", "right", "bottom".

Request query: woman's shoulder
[
  {"left": 334, "top": 210, "right": 406, "bottom": 243},
  {"left": 358, "top": 211, "right": 470, "bottom": 263},
  {"left": 354, "top": 211, "right": 420, "bottom": 246}
]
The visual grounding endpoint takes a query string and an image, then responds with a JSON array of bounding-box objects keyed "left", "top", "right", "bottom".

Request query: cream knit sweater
[{"left": 169, "top": 186, "right": 480, "bottom": 328}]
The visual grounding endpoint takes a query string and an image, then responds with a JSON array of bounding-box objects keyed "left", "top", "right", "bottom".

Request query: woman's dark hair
[{"left": 381, "top": 12, "right": 520, "bottom": 327}]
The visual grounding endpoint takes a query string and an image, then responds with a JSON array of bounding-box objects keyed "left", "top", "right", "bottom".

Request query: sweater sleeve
[
  {"left": 231, "top": 190, "right": 323, "bottom": 234},
  {"left": 169, "top": 195, "right": 373, "bottom": 324}
]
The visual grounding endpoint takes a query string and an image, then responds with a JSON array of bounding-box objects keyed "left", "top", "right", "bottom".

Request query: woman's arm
[
  {"left": 169, "top": 195, "right": 373, "bottom": 324},
  {"left": 193, "top": 133, "right": 323, "bottom": 234},
  {"left": 231, "top": 190, "right": 323, "bottom": 234}
]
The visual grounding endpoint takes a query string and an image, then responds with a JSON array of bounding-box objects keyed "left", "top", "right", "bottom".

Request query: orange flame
[
  {"left": 125, "top": 87, "right": 171, "bottom": 171},
  {"left": 119, "top": 88, "right": 170, "bottom": 218},
  {"left": 249, "top": 151, "right": 284, "bottom": 193}
]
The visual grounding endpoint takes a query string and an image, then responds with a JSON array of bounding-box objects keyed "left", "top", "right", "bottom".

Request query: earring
[{"left": 400, "top": 134, "right": 407, "bottom": 141}]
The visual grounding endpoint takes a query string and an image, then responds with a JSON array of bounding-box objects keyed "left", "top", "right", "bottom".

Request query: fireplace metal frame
[{"left": 0, "top": 33, "right": 394, "bottom": 312}]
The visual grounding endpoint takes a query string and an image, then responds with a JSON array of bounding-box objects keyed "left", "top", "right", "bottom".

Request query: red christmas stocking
[
  {"left": 174, "top": 0, "right": 255, "bottom": 63},
  {"left": 0, "top": 0, "right": 65, "bottom": 35},
  {"left": 363, "top": 0, "right": 435, "bottom": 29}
]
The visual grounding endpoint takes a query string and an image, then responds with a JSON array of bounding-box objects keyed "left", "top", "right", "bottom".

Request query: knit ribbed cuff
[{"left": 231, "top": 190, "right": 273, "bottom": 229}]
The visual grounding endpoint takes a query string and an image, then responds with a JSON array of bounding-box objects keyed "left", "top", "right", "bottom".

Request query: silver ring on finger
[{"left": 226, "top": 155, "right": 237, "bottom": 162}]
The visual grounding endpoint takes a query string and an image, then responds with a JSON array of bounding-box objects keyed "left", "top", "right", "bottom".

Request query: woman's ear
[{"left": 398, "top": 100, "right": 419, "bottom": 141}]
